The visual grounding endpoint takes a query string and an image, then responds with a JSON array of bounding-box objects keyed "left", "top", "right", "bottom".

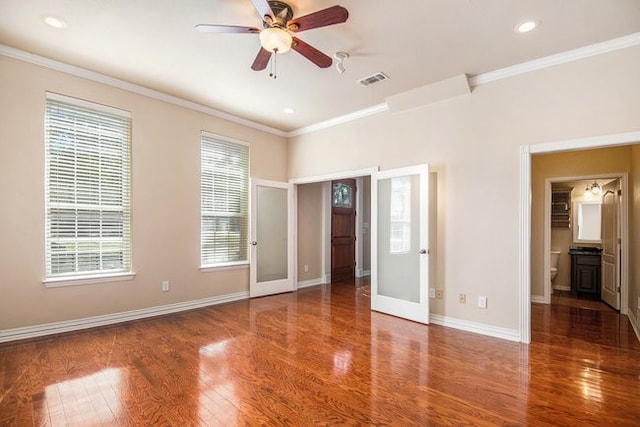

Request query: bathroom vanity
[{"left": 569, "top": 247, "right": 602, "bottom": 297}]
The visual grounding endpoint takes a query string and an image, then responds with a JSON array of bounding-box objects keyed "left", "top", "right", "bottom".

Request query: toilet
[{"left": 550, "top": 251, "right": 561, "bottom": 285}]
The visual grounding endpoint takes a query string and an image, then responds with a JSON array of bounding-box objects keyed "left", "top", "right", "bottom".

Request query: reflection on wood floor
[
  {"left": 1, "top": 279, "right": 639, "bottom": 425},
  {"left": 550, "top": 289, "right": 617, "bottom": 312}
]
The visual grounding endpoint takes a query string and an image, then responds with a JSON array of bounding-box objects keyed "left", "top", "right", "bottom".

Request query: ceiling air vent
[{"left": 357, "top": 72, "right": 389, "bottom": 87}]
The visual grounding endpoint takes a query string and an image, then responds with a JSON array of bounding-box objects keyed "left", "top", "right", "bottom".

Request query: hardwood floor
[{"left": 1, "top": 280, "right": 639, "bottom": 426}]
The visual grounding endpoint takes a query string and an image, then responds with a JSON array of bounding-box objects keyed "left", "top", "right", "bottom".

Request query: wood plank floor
[{"left": 1, "top": 279, "right": 639, "bottom": 426}]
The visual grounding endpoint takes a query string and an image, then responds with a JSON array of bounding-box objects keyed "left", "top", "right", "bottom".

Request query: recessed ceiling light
[
  {"left": 43, "top": 16, "right": 68, "bottom": 29},
  {"left": 515, "top": 20, "right": 538, "bottom": 33},
  {"left": 283, "top": 107, "right": 295, "bottom": 114}
]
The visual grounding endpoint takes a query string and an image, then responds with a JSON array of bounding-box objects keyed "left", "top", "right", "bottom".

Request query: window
[
  {"left": 200, "top": 132, "right": 249, "bottom": 267},
  {"left": 389, "top": 176, "right": 411, "bottom": 254},
  {"left": 44, "top": 93, "right": 132, "bottom": 281},
  {"left": 332, "top": 182, "right": 353, "bottom": 208}
]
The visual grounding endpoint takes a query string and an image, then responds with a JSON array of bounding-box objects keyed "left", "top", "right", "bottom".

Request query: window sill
[
  {"left": 43, "top": 272, "right": 136, "bottom": 288},
  {"left": 199, "top": 263, "right": 249, "bottom": 273}
]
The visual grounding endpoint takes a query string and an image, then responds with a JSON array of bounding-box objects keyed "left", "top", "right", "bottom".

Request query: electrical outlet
[
  {"left": 459, "top": 293, "right": 466, "bottom": 304},
  {"left": 478, "top": 296, "right": 487, "bottom": 309},
  {"left": 304, "top": 264, "right": 309, "bottom": 273},
  {"left": 436, "top": 289, "right": 443, "bottom": 298},
  {"left": 429, "top": 288, "right": 436, "bottom": 298},
  {"left": 162, "top": 280, "right": 169, "bottom": 292}
]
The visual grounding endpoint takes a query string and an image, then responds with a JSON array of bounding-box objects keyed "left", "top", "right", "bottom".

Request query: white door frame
[{"left": 520, "top": 130, "right": 640, "bottom": 343}]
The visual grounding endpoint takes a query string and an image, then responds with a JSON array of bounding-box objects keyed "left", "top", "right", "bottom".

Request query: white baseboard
[
  {"left": 0, "top": 291, "right": 248, "bottom": 343},
  {"left": 429, "top": 314, "right": 521, "bottom": 342},
  {"left": 297, "top": 278, "right": 324, "bottom": 289},
  {"left": 357, "top": 269, "right": 371, "bottom": 278},
  {"left": 1, "top": 289, "right": 525, "bottom": 345},
  {"left": 628, "top": 309, "right": 640, "bottom": 343},
  {"left": 530, "top": 295, "right": 547, "bottom": 304},
  {"left": 553, "top": 285, "right": 571, "bottom": 291}
]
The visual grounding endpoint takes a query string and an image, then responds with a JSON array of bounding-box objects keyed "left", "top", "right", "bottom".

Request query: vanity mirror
[{"left": 573, "top": 201, "right": 601, "bottom": 243}]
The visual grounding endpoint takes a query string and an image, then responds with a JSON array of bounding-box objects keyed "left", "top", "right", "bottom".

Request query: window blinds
[
  {"left": 200, "top": 132, "right": 249, "bottom": 267},
  {"left": 44, "top": 93, "right": 132, "bottom": 279}
]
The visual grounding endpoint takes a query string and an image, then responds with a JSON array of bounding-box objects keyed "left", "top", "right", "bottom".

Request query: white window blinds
[
  {"left": 390, "top": 176, "right": 411, "bottom": 254},
  {"left": 44, "top": 93, "right": 132, "bottom": 279},
  {"left": 200, "top": 132, "right": 249, "bottom": 267}
]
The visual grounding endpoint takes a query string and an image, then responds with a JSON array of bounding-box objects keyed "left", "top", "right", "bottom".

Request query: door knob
[
  {"left": 251, "top": 241, "right": 258, "bottom": 246},
  {"left": 419, "top": 249, "right": 427, "bottom": 254}
]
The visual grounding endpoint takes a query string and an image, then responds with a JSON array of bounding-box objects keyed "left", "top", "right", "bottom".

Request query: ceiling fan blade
[
  {"left": 251, "top": 47, "right": 272, "bottom": 71},
  {"left": 287, "top": 5, "right": 348, "bottom": 32},
  {"left": 195, "top": 24, "right": 260, "bottom": 34},
  {"left": 250, "top": 0, "right": 274, "bottom": 21},
  {"left": 291, "top": 37, "right": 332, "bottom": 68}
]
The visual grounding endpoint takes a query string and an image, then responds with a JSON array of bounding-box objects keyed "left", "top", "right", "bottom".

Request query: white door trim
[{"left": 520, "top": 130, "right": 640, "bottom": 343}]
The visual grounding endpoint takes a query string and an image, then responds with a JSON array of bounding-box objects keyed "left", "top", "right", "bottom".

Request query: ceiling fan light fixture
[{"left": 259, "top": 27, "right": 292, "bottom": 53}]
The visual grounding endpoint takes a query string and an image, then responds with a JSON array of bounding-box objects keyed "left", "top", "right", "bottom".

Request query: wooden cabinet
[
  {"left": 551, "top": 187, "right": 572, "bottom": 228},
  {"left": 570, "top": 251, "right": 601, "bottom": 296}
]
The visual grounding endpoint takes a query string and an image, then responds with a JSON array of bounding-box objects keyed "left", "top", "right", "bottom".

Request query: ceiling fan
[{"left": 195, "top": 0, "right": 349, "bottom": 73}]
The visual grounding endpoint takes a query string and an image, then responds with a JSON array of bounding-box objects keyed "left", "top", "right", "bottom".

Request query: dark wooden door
[{"left": 331, "top": 179, "right": 356, "bottom": 282}]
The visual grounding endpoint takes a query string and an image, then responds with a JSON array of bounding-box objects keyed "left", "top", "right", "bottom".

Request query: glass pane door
[
  {"left": 250, "top": 179, "right": 294, "bottom": 297},
  {"left": 371, "top": 165, "right": 429, "bottom": 323}
]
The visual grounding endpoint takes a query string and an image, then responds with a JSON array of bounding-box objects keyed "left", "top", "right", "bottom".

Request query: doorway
[
  {"left": 543, "top": 175, "right": 623, "bottom": 310},
  {"left": 520, "top": 134, "right": 640, "bottom": 344},
  {"left": 292, "top": 168, "right": 375, "bottom": 288}
]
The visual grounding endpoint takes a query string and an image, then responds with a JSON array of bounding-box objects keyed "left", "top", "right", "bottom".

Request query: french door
[
  {"left": 371, "top": 165, "right": 430, "bottom": 323},
  {"left": 249, "top": 179, "right": 295, "bottom": 298}
]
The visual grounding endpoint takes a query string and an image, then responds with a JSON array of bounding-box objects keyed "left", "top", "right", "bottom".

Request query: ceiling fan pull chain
[{"left": 269, "top": 49, "right": 278, "bottom": 79}]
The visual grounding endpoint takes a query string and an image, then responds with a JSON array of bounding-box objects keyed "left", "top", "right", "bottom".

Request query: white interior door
[
  {"left": 600, "top": 179, "right": 620, "bottom": 309},
  {"left": 371, "top": 165, "right": 430, "bottom": 323},
  {"left": 250, "top": 179, "right": 295, "bottom": 298}
]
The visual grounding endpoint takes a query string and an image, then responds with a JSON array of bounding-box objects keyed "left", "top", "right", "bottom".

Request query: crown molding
[
  {"left": 286, "top": 103, "right": 389, "bottom": 137},
  {"left": 0, "top": 44, "right": 288, "bottom": 138},
  {"left": 3, "top": 32, "right": 639, "bottom": 139},
  {"left": 469, "top": 32, "right": 640, "bottom": 87},
  {"left": 288, "top": 32, "right": 640, "bottom": 137}
]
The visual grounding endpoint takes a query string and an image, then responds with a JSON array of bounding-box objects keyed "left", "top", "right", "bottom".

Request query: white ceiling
[{"left": 1, "top": 0, "right": 640, "bottom": 133}]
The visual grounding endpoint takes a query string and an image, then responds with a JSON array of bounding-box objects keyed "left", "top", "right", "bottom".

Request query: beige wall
[
  {"left": 532, "top": 147, "right": 633, "bottom": 298},
  {"left": 0, "top": 56, "right": 287, "bottom": 329},
  {"left": 288, "top": 46, "right": 640, "bottom": 330},
  {"left": 3, "top": 44, "right": 640, "bottom": 336},
  {"left": 297, "top": 183, "right": 324, "bottom": 282}
]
